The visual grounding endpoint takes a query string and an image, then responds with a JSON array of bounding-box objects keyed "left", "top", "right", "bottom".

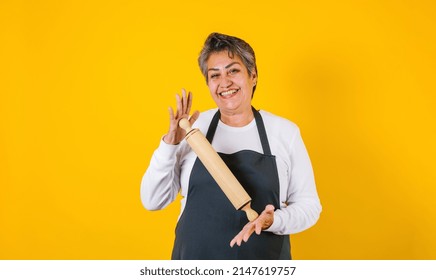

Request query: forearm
[
  {"left": 265, "top": 196, "right": 322, "bottom": 234},
  {"left": 265, "top": 126, "right": 322, "bottom": 235},
  {"left": 140, "top": 138, "right": 181, "bottom": 210}
]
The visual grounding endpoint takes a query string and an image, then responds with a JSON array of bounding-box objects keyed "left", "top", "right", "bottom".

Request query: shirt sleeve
[
  {"left": 265, "top": 128, "right": 322, "bottom": 235},
  {"left": 140, "top": 138, "right": 182, "bottom": 210}
]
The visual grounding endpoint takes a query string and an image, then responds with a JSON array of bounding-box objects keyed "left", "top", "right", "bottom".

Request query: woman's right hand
[{"left": 163, "top": 89, "right": 200, "bottom": 145}]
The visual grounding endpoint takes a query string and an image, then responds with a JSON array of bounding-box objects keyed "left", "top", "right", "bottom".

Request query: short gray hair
[{"left": 198, "top": 32, "right": 258, "bottom": 94}]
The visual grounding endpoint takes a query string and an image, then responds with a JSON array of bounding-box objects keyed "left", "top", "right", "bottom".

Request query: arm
[
  {"left": 266, "top": 127, "right": 322, "bottom": 234},
  {"left": 140, "top": 139, "right": 182, "bottom": 210},
  {"left": 140, "top": 89, "right": 199, "bottom": 210}
]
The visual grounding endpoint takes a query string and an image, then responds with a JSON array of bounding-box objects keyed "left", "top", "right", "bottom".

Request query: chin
[{"left": 219, "top": 103, "right": 243, "bottom": 112}]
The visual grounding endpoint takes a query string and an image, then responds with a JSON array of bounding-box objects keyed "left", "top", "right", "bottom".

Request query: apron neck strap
[{"left": 205, "top": 106, "right": 272, "bottom": 156}]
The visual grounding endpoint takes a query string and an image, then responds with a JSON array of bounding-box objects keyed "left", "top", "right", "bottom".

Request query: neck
[{"left": 219, "top": 107, "right": 254, "bottom": 127}]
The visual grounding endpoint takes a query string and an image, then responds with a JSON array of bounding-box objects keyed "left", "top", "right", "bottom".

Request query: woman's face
[{"left": 206, "top": 51, "right": 257, "bottom": 115}]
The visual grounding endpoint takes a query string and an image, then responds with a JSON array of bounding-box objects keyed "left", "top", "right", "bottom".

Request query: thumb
[
  {"left": 264, "top": 204, "right": 275, "bottom": 214},
  {"left": 189, "top": 110, "right": 200, "bottom": 125}
]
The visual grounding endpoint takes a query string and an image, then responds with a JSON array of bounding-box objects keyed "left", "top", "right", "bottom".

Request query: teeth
[{"left": 220, "top": 89, "right": 237, "bottom": 96}]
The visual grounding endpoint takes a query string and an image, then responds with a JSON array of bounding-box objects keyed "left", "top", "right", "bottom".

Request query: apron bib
[{"left": 171, "top": 107, "right": 290, "bottom": 259}]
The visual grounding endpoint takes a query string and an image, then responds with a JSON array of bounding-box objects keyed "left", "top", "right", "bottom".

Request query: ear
[{"left": 251, "top": 70, "right": 257, "bottom": 86}]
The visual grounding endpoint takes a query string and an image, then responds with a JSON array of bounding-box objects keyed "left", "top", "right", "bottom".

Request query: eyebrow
[{"left": 207, "top": 62, "right": 241, "bottom": 72}]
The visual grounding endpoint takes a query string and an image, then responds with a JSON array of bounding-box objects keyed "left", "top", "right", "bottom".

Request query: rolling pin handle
[
  {"left": 241, "top": 203, "right": 259, "bottom": 222},
  {"left": 179, "top": 118, "right": 191, "bottom": 131}
]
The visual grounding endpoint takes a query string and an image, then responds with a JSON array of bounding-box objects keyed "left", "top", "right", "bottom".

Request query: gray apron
[{"left": 171, "top": 107, "right": 290, "bottom": 259}]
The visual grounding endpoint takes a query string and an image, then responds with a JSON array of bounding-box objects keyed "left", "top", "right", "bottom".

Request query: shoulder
[
  {"left": 259, "top": 110, "right": 300, "bottom": 138},
  {"left": 258, "top": 110, "right": 304, "bottom": 161}
]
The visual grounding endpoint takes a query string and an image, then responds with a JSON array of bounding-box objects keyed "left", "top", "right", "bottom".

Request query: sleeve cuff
[
  {"left": 264, "top": 212, "right": 282, "bottom": 233},
  {"left": 156, "top": 136, "right": 180, "bottom": 158}
]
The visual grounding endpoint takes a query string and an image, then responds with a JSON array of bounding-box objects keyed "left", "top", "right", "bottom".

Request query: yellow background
[{"left": 1, "top": 0, "right": 435, "bottom": 259}]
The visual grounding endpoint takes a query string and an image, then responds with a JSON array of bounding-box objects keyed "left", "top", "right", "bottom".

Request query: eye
[
  {"left": 228, "top": 68, "right": 240, "bottom": 75},
  {"left": 209, "top": 73, "right": 220, "bottom": 79}
]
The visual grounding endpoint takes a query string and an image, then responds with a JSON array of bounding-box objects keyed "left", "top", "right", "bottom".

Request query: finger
[
  {"left": 237, "top": 226, "right": 251, "bottom": 246},
  {"left": 230, "top": 231, "right": 243, "bottom": 247},
  {"left": 237, "top": 235, "right": 244, "bottom": 246},
  {"left": 189, "top": 110, "right": 200, "bottom": 125},
  {"left": 182, "top": 89, "right": 188, "bottom": 114},
  {"left": 265, "top": 204, "right": 275, "bottom": 213},
  {"left": 175, "top": 94, "right": 182, "bottom": 119},
  {"left": 168, "top": 107, "right": 175, "bottom": 121},
  {"left": 186, "top": 91, "right": 193, "bottom": 114},
  {"left": 242, "top": 224, "right": 256, "bottom": 242},
  {"left": 230, "top": 237, "right": 237, "bottom": 247},
  {"left": 255, "top": 220, "right": 263, "bottom": 235},
  {"left": 230, "top": 221, "right": 255, "bottom": 247},
  {"left": 236, "top": 231, "right": 244, "bottom": 246}
]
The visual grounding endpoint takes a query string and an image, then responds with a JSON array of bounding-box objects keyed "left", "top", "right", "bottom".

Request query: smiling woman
[
  {"left": 206, "top": 52, "right": 256, "bottom": 126},
  {"left": 140, "top": 32, "right": 322, "bottom": 260}
]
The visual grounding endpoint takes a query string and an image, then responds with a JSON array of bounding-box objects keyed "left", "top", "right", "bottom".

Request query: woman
[{"left": 141, "top": 32, "right": 322, "bottom": 259}]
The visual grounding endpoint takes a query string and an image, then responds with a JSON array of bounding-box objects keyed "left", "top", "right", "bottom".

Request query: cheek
[{"left": 207, "top": 82, "right": 217, "bottom": 94}]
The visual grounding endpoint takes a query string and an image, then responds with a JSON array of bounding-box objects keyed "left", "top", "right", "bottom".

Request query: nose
[{"left": 219, "top": 76, "right": 232, "bottom": 88}]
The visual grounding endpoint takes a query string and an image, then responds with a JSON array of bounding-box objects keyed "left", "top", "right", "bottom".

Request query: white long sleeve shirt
[{"left": 141, "top": 109, "right": 322, "bottom": 235}]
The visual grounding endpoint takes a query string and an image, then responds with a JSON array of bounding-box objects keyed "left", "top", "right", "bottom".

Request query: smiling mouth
[{"left": 219, "top": 89, "right": 239, "bottom": 97}]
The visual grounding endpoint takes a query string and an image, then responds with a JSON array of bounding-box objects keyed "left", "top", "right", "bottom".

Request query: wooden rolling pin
[{"left": 179, "top": 118, "right": 259, "bottom": 222}]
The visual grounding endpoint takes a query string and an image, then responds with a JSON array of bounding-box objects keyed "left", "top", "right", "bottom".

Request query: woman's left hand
[{"left": 230, "top": 204, "right": 275, "bottom": 247}]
